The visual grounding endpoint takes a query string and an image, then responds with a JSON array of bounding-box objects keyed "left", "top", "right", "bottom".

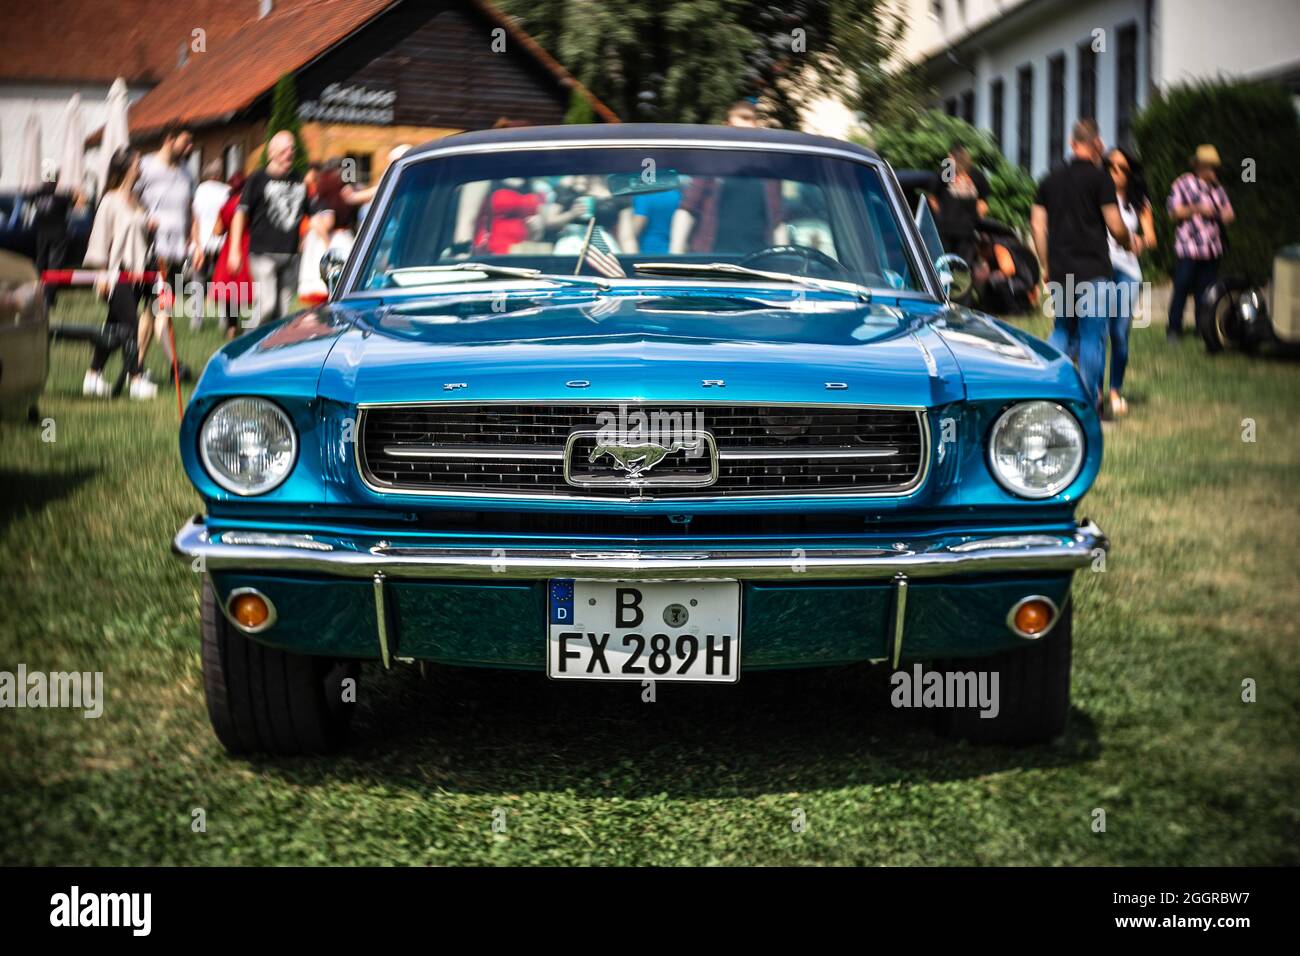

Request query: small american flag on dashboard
[{"left": 583, "top": 225, "right": 626, "bottom": 278}]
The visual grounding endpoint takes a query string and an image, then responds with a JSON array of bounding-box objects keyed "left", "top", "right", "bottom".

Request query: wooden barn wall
[{"left": 294, "top": 1, "right": 576, "bottom": 131}]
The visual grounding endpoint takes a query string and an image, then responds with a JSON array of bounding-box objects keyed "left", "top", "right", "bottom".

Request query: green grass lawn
[{"left": 1, "top": 290, "right": 1297, "bottom": 865}]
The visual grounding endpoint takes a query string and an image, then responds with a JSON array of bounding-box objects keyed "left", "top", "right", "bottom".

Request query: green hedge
[
  {"left": 257, "top": 74, "right": 310, "bottom": 178},
  {"left": 1134, "top": 79, "right": 1300, "bottom": 284},
  {"left": 863, "top": 110, "right": 1037, "bottom": 230}
]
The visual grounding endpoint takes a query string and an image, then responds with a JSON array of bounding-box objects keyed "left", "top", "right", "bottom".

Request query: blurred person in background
[
  {"left": 547, "top": 175, "right": 625, "bottom": 254},
  {"left": 299, "top": 163, "right": 322, "bottom": 248},
  {"left": 135, "top": 124, "right": 194, "bottom": 382},
  {"left": 724, "top": 99, "right": 760, "bottom": 128},
  {"left": 976, "top": 232, "right": 1038, "bottom": 315},
  {"left": 618, "top": 183, "right": 680, "bottom": 255},
  {"left": 671, "top": 100, "right": 783, "bottom": 254},
  {"left": 209, "top": 171, "right": 252, "bottom": 339},
  {"left": 1031, "top": 119, "right": 1132, "bottom": 411},
  {"left": 1165, "top": 144, "right": 1234, "bottom": 342},
  {"left": 472, "top": 177, "right": 545, "bottom": 255},
  {"left": 27, "top": 171, "right": 85, "bottom": 308},
  {"left": 191, "top": 160, "right": 230, "bottom": 276},
  {"left": 190, "top": 159, "right": 231, "bottom": 328},
  {"left": 928, "top": 142, "right": 990, "bottom": 284},
  {"left": 298, "top": 188, "right": 337, "bottom": 306},
  {"left": 1105, "top": 146, "right": 1156, "bottom": 417},
  {"left": 227, "top": 131, "right": 308, "bottom": 327},
  {"left": 82, "top": 148, "right": 156, "bottom": 400},
  {"left": 313, "top": 157, "right": 376, "bottom": 258}
]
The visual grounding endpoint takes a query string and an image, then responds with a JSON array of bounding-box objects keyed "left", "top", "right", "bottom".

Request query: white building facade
[
  {"left": 905, "top": 0, "right": 1300, "bottom": 176},
  {"left": 0, "top": 0, "right": 278, "bottom": 193}
]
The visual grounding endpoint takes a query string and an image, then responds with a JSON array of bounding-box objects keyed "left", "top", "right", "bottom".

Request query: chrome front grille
[{"left": 358, "top": 403, "right": 927, "bottom": 498}]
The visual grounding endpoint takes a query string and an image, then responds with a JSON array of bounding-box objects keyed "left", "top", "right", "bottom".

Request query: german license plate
[{"left": 547, "top": 579, "right": 741, "bottom": 683}]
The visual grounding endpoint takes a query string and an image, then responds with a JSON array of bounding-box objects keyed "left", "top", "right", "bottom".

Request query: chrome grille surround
[{"left": 356, "top": 401, "right": 930, "bottom": 501}]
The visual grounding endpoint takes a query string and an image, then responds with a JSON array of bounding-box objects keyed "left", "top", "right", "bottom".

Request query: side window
[
  {"left": 865, "top": 192, "right": 909, "bottom": 280},
  {"left": 915, "top": 197, "right": 946, "bottom": 263},
  {"left": 365, "top": 190, "right": 412, "bottom": 286}
]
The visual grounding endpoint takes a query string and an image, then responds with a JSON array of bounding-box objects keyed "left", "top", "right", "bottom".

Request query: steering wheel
[{"left": 737, "top": 244, "right": 850, "bottom": 279}]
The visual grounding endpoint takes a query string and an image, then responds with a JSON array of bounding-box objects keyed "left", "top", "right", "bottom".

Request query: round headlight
[
  {"left": 988, "top": 401, "right": 1085, "bottom": 498},
  {"left": 200, "top": 398, "right": 298, "bottom": 496}
]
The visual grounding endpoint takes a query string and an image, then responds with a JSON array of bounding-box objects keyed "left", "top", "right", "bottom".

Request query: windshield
[{"left": 351, "top": 146, "right": 923, "bottom": 294}]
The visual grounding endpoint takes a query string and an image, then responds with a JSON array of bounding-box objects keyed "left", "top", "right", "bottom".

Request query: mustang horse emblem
[{"left": 588, "top": 439, "right": 698, "bottom": 478}]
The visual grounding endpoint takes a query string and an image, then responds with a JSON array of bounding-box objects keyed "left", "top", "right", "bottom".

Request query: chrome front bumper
[{"left": 173, "top": 515, "right": 1108, "bottom": 581}]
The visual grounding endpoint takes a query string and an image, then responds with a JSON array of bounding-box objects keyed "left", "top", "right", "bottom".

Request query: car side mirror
[
  {"left": 320, "top": 249, "right": 346, "bottom": 296},
  {"left": 935, "top": 253, "right": 973, "bottom": 302}
]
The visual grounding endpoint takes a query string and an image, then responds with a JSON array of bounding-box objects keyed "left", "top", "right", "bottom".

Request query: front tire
[
  {"left": 200, "top": 581, "right": 358, "bottom": 755},
  {"left": 940, "top": 603, "right": 1072, "bottom": 745}
]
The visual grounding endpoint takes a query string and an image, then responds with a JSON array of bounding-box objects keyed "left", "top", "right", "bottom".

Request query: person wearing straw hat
[{"left": 1165, "top": 144, "right": 1235, "bottom": 342}]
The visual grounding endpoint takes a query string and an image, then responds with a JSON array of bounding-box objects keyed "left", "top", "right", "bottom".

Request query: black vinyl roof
[{"left": 408, "top": 123, "right": 881, "bottom": 162}]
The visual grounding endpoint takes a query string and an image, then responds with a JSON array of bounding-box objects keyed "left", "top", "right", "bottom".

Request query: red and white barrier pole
[{"left": 40, "top": 270, "right": 160, "bottom": 286}]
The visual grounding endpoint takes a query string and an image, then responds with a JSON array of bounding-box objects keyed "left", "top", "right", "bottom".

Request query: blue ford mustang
[{"left": 174, "top": 124, "right": 1108, "bottom": 753}]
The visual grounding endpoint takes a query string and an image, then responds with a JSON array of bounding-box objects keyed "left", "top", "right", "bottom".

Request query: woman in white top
[
  {"left": 1105, "top": 147, "right": 1157, "bottom": 418},
  {"left": 82, "top": 148, "right": 158, "bottom": 399}
]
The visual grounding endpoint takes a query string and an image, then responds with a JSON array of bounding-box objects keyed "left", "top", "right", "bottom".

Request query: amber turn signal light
[
  {"left": 230, "top": 593, "right": 270, "bottom": 630},
  {"left": 1011, "top": 598, "right": 1054, "bottom": 637}
]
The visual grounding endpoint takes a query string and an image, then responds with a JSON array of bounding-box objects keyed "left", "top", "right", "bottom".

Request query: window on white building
[
  {"left": 1017, "top": 64, "right": 1034, "bottom": 171},
  {"left": 1116, "top": 23, "right": 1139, "bottom": 148},
  {"left": 1077, "top": 41, "right": 1097, "bottom": 123},
  {"left": 960, "top": 89, "right": 975, "bottom": 125},
  {"left": 990, "top": 78, "right": 1005, "bottom": 150},
  {"left": 1049, "top": 53, "right": 1066, "bottom": 169}
]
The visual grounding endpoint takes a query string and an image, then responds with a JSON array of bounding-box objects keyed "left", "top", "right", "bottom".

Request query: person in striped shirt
[{"left": 1165, "top": 145, "right": 1235, "bottom": 342}]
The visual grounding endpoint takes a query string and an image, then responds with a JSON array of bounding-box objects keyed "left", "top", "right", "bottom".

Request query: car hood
[
  {"left": 312, "top": 292, "right": 965, "bottom": 408},
  {"left": 200, "top": 292, "right": 1084, "bottom": 408}
]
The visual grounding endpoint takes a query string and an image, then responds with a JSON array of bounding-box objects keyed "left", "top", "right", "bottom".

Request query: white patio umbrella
[
  {"left": 16, "top": 112, "right": 42, "bottom": 193},
  {"left": 57, "top": 93, "right": 85, "bottom": 195},
  {"left": 95, "top": 77, "right": 130, "bottom": 198}
]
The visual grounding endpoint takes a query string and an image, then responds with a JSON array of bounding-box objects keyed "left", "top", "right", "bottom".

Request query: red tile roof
[
  {"left": 0, "top": 0, "right": 284, "bottom": 85},
  {"left": 120, "top": 0, "right": 616, "bottom": 137}
]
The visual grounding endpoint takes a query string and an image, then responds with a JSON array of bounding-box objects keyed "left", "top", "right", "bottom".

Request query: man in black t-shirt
[
  {"left": 228, "top": 131, "right": 308, "bottom": 327},
  {"left": 1031, "top": 119, "right": 1132, "bottom": 407}
]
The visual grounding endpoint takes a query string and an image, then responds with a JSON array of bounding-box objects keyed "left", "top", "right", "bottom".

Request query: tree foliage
[
  {"left": 497, "top": 0, "right": 916, "bottom": 128},
  {"left": 866, "top": 109, "right": 1038, "bottom": 230},
  {"left": 259, "top": 73, "right": 310, "bottom": 177},
  {"left": 1134, "top": 78, "right": 1300, "bottom": 284},
  {"left": 563, "top": 87, "right": 597, "bottom": 125}
]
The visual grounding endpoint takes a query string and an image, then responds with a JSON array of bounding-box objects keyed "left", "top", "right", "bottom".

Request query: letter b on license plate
[{"left": 547, "top": 580, "right": 741, "bottom": 683}]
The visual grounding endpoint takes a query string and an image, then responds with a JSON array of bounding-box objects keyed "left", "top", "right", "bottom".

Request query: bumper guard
[{"left": 173, "top": 515, "right": 1108, "bottom": 582}]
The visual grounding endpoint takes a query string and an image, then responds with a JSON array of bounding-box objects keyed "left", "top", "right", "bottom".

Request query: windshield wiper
[
  {"left": 385, "top": 263, "right": 610, "bottom": 291},
  {"left": 632, "top": 261, "right": 872, "bottom": 301}
]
